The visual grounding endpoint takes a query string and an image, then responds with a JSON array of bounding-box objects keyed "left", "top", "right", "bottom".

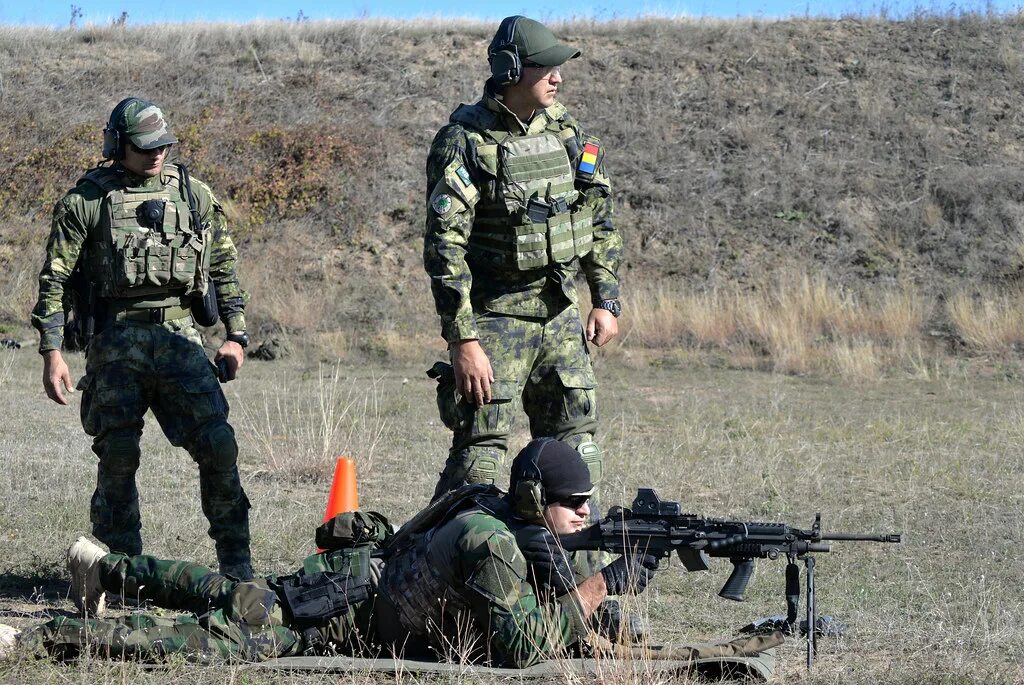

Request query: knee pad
[
  {"left": 99, "top": 429, "right": 142, "bottom": 475},
  {"left": 192, "top": 421, "right": 239, "bottom": 473},
  {"left": 576, "top": 439, "right": 603, "bottom": 486},
  {"left": 467, "top": 453, "right": 501, "bottom": 485}
]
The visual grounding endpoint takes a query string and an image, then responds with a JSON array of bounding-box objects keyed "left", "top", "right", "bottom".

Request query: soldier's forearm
[{"left": 574, "top": 573, "right": 607, "bottom": 618}]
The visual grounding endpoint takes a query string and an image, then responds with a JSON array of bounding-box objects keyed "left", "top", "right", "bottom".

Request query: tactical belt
[{"left": 109, "top": 302, "right": 192, "bottom": 324}]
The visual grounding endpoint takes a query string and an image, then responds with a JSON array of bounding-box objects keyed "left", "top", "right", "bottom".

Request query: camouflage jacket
[
  {"left": 379, "top": 498, "right": 589, "bottom": 667},
  {"left": 423, "top": 89, "right": 622, "bottom": 344},
  {"left": 30, "top": 161, "right": 246, "bottom": 353}
]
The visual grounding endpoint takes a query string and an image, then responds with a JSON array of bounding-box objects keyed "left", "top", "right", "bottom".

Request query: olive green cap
[{"left": 489, "top": 16, "right": 581, "bottom": 67}]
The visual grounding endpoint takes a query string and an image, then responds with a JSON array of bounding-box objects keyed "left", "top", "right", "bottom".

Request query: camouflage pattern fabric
[
  {"left": 120, "top": 100, "right": 178, "bottom": 150},
  {"left": 75, "top": 320, "right": 250, "bottom": 568},
  {"left": 423, "top": 91, "right": 621, "bottom": 344},
  {"left": 31, "top": 164, "right": 246, "bottom": 352},
  {"left": 424, "top": 89, "right": 621, "bottom": 515},
  {"left": 377, "top": 498, "right": 589, "bottom": 668},
  {"left": 432, "top": 303, "right": 599, "bottom": 498},
  {"left": 19, "top": 548, "right": 379, "bottom": 662},
  {"left": 29, "top": 161, "right": 251, "bottom": 571},
  {"left": 18, "top": 611, "right": 301, "bottom": 663}
]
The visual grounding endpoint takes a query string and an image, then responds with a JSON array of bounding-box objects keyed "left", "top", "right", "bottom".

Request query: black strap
[{"left": 177, "top": 163, "right": 204, "bottom": 232}]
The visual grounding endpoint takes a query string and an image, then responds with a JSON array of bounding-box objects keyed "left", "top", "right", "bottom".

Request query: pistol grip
[{"left": 719, "top": 557, "right": 754, "bottom": 601}]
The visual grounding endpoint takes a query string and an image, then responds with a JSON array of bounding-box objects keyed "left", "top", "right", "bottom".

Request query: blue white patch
[
  {"left": 455, "top": 165, "right": 472, "bottom": 187},
  {"left": 432, "top": 193, "right": 453, "bottom": 215}
]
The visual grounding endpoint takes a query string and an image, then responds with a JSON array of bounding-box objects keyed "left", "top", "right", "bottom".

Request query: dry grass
[
  {"left": 233, "top": 363, "right": 391, "bottom": 481},
  {"left": 623, "top": 273, "right": 937, "bottom": 378},
  {"left": 947, "top": 290, "right": 1024, "bottom": 351},
  {"left": 2, "top": 350, "right": 1023, "bottom": 683}
]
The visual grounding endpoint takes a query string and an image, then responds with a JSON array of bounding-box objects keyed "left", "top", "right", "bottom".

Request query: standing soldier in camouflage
[
  {"left": 424, "top": 17, "right": 623, "bottom": 513},
  {"left": 30, "top": 97, "right": 254, "bottom": 580}
]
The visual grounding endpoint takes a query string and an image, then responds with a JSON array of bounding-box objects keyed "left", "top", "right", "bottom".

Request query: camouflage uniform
[
  {"left": 377, "top": 490, "right": 590, "bottom": 668},
  {"left": 424, "top": 89, "right": 622, "bottom": 508},
  {"left": 18, "top": 549, "right": 373, "bottom": 661},
  {"left": 30, "top": 106, "right": 251, "bottom": 571},
  {"left": 20, "top": 496, "right": 586, "bottom": 667}
]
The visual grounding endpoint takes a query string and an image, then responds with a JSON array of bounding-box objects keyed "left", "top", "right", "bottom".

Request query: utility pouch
[
  {"left": 427, "top": 361, "right": 465, "bottom": 431},
  {"left": 277, "top": 571, "right": 372, "bottom": 626},
  {"left": 315, "top": 511, "right": 393, "bottom": 551},
  {"left": 526, "top": 197, "right": 550, "bottom": 224}
]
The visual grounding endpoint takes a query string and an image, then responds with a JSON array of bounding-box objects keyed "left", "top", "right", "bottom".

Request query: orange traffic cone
[
  {"left": 323, "top": 457, "right": 359, "bottom": 522},
  {"left": 317, "top": 457, "right": 359, "bottom": 553}
]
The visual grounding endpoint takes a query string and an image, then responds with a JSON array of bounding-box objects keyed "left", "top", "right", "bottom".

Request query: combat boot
[
  {"left": 0, "top": 624, "right": 20, "bottom": 659},
  {"left": 67, "top": 536, "right": 108, "bottom": 617}
]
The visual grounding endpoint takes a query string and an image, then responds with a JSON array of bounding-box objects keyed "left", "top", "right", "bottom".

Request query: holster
[{"left": 277, "top": 571, "right": 371, "bottom": 627}]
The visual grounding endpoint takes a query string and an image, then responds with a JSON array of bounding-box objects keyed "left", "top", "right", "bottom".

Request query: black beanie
[{"left": 510, "top": 438, "right": 594, "bottom": 503}]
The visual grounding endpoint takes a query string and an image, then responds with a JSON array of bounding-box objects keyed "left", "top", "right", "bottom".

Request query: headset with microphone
[
  {"left": 102, "top": 96, "right": 149, "bottom": 160},
  {"left": 488, "top": 15, "right": 525, "bottom": 87}
]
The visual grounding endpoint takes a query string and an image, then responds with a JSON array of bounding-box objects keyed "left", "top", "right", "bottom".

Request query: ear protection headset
[
  {"left": 488, "top": 15, "right": 525, "bottom": 87},
  {"left": 513, "top": 437, "right": 551, "bottom": 520},
  {"left": 102, "top": 97, "right": 148, "bottom": 160}
]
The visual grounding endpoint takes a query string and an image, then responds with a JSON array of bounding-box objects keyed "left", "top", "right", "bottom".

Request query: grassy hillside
[{"left": 2, "top": 16, "right": 1024, "bottom": 371}]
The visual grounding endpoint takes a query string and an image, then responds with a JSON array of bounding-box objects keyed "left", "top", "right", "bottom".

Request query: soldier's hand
[
  {"left": 215, "top": 340, "right": 245, "bottom": 381},
  {"left": 600, "top": 553, "right": 659, "bottom": 596},
  {"left": 586, "top": 308, "right": 619, "bottom": 347},
  {"left": 42, "top": 349, "right": 75, "bottom": 405},
  {"left": 452, "top": 339, "right": 494, "bottom": 406},
  {"left": 517, "top": 525, "right": 577, "bottom": 598}
]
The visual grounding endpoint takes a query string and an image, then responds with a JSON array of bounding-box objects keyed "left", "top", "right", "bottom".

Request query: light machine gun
[{"left": 558, "top": 488, "right": 902, "bottom": 667}]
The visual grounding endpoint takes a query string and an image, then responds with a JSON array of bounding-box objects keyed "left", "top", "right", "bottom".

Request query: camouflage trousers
[
  {"left": 77, "top": 318, "right": 250, "bottom": 570},
  {"left": 432, "top": 304, "right": 603, "bottom": 514},
  {"left": 20, "top": 553, "right": 300, "bottom": 662}
]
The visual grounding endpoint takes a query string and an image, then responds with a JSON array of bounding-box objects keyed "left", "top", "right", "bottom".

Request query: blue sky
[{"left": 0, "top": 0, "right": 1019, "bottom": 25}]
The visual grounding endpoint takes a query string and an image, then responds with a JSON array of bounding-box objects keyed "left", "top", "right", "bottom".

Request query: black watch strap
[{"left": 226, "top": 331, "right": 250, "bottom": 348}]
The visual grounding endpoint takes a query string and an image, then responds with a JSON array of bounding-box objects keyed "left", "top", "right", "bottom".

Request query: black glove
[
  {"left": 515, "top": 525, "right": 577, "bottom": 598},
  {"left": 600, "top": 553, "right": 659, "bottom": 596}
]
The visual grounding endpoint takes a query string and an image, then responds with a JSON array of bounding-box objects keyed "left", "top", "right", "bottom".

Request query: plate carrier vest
[
  {"left": 451, "top": 104, "right": 594, "bottom": 271},
  {"left": 81, "top": 164, "right": 211, "bottom": 304}
]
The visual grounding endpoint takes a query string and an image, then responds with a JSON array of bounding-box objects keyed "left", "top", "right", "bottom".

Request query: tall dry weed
[
  {"left": 947, "top": 291, "right": 1024, "bottom": 352},
  {"left": 829, "top": 338, "right": 881, "bottom": 381},
  {"left": 0, "top": 349, "right": 15, "bottom": 387},
  {"left": 235, "top": 364, "right": 389, "bottom": 481},
  {"left": 628, "top": 273, "right": 933, "bottom": 379}
]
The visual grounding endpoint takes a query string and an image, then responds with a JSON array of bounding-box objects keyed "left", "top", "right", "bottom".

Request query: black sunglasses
[
  {"left": 129, "top": 142, "right": 170, "bottom": 155},
  {"left": 558, "top": 495, "right": 590, "bottom": 509}
]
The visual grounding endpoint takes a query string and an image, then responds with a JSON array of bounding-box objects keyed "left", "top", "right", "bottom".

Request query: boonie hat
[{"left": 489, "top": 16, "right": 581, "bottom": 67}]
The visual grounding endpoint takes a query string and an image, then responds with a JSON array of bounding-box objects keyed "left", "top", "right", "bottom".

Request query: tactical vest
[
  {"left": 451, "top": 104, "right": 594, "bottom": 271},
  {"left": 81, "top": 164, "right": 210, "bottom": 303},
  {"left": 378, "top": 525, "right": 471, "bottom": 636},
  {"left": 378, "top": 488, "right": 507, "bottom": 638}
]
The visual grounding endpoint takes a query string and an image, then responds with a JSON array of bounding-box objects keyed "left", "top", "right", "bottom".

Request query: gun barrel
[{"left": 822, "top": 533, "right": 901, "bottom": 543}]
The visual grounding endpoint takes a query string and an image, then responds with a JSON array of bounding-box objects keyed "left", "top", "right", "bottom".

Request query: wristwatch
[
  {"left": 597, "top": 299, "right": 622, "bottom": 318},
  {"left": 226, "top": 331, "right": 250, "bottom": 348}
]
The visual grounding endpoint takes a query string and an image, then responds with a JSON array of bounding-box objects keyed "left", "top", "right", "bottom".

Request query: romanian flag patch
[{"left": 579, "top": 142, "right": 600, "bottom": 175}]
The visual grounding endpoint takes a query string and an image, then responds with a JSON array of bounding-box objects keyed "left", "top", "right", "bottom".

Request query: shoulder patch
[
  {"left": 455, "top": 165, "right": 472, "bottom": 187},
  {"left": 432, "top": 193, "right": 453, "bottom": 216}
]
